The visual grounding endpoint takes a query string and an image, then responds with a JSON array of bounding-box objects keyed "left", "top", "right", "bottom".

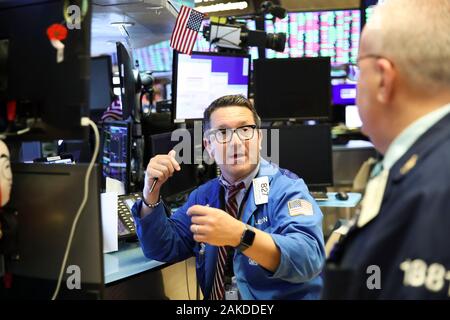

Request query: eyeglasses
[
  {"left": 346, "top": 54, "right": 388, "bottom": 82},
  {"left": 207, "top": 125, "right": 257, "bottom": 144}
]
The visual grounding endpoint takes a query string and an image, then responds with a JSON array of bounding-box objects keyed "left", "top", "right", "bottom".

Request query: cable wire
[{"left": 51, "top": 118, "right": 100, "bottom": 300}]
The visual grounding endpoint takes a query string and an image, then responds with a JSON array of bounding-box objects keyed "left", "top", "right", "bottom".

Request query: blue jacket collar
[
  {"left": 240, "top": 158, "right": 279, "bottom": 224},
  {"left": 205, "top": 158, "right": 280, "bottom": 224},
  {"left": 390, "top": 112, "right": 450, "bottom": 183}
]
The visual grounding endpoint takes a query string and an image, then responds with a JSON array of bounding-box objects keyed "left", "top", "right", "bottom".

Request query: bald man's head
[{"left": 363, "top": 0, "right": 450, "bottom": 91}]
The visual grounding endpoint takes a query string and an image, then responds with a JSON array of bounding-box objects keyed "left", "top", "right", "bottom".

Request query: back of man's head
[{"left": 367, "top": 0, "right": 450, "bottom": 92}]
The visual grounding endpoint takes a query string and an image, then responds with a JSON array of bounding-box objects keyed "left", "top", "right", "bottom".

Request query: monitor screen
[
  {"left": 288, "top": 10, "right": 361, "bottom": 65},
  {"left": 254, "top": 57, "right": 331, "bottom": 120},
  {"left": 332, "top": 83, "right": 356, "bottom": 105},
  {"left": 0, "top": 1, "right": 91, "bottom": 140},
  {"left": 263, "top": 124, "right": 333, "bottom": 188},
  {"left": 149, "top": 129, "right": 202, "bottom": 198},
  {"left": 101, "top": 121, "right": 131, "bottom": 194},
  {"left": 173, "top": 51, "right": 250, "bottom": 122},
  {"left": 89, "top": 56, "right": 113, "bottom": 111},
  {"left": 7, "top": 163, "right": 103, "bottom": 299},
  {"left": 117, "top": 42, "right": 136, "bottom": 120},
  {"left": 345, "top": 105, "right": 362, "bottom": 128}
]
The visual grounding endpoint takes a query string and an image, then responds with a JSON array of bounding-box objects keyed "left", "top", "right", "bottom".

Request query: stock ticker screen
[
  {"left": 101, "top": 122, "right": 130, "bottom": 191},
  {"left": 247, "top": 10, "right": 361, "bottom": 64},
  {"left": 288, "top": 10, "right": 361, "bottom": 64}
]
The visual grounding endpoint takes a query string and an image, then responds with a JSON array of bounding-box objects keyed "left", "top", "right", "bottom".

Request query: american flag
[
  {"left": 288, "top": 199, "right": 314, "bottom": 216},
  {"left": 170, "top": 5, "right": 204, "bottom": 55}
]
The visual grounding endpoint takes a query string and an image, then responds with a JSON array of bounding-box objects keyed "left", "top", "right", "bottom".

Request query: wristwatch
[{"left": 237, "top": 224, "right": 256, "bottom": 252}]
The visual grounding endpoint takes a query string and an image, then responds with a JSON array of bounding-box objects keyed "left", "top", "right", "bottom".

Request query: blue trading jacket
[{"left": 132, "top": 158, "right": 325, "bottom": 300}]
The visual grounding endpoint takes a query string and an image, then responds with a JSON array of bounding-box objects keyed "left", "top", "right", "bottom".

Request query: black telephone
[{"left": 117, "top": 192, "right": 142, "bottom": 240}]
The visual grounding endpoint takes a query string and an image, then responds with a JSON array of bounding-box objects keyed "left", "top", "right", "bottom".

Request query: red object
[
  {"left": 3, "top": 272, "right": 13, "bottom": 289},
  {"left": 46, "top": 23, "right": 68, "bottom": 41},
  {"left": 170, "top": 5, "right": 204, "bottom": 55},
  {"left": 6, "top": 100, "right": 16, "bottom": 122}
]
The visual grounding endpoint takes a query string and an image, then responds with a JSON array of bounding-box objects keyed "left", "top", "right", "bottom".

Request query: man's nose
[{"left": 229, "top": 131, "right": 241, "bottom": 145}]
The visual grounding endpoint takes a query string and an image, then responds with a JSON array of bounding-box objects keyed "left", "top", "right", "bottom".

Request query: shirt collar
[
  {"left": 383, "top": 103, "right": 450, "bottom": 170},
  {"left": 218, "top": 160, "right": 261, "bottom": 190}
]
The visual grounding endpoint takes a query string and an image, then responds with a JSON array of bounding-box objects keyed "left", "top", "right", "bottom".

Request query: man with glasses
[
  {"left": 132, "top": 94, "right": 325, "bottom": 299},
  {"left": 323, "top": 0, "right": 450, "bottom": 299}
]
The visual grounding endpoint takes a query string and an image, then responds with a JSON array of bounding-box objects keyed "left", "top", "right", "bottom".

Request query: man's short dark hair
[{"left": 202, "top": 94, "right": 261, "bottom": 133}]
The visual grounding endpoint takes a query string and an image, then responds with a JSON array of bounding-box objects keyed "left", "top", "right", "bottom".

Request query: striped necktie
[{"left": 209, "top": 181, "right": 245, "bottom": 300}]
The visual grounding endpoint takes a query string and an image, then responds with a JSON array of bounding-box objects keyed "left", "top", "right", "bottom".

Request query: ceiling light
[
  {"left": 110, "top": 22, "right": 135, "bottom": 27},
  {"left": 196, "top": 1, "right": 248, "bottom": 13}
]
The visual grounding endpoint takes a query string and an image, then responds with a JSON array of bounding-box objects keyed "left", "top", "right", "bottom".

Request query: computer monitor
[
  {"left": 0, "top": 1, "right": 91, "bottom": 141},
  {"left": 149, "top": 129, "right": 201, "bottom": 200},
  {"left": 254, "top": 57, "right": 331, "bottom": 121},
  {"left": 5, "top": 163, "right": 104, "bottom": 299},
  {"left": 173, "top": 51, "right": 250, "bottom": 122},
  {"left": 287, "top": 10, "right": 361, "bottom": 65},
  {"left": 101, "top": 121, "right": 131, "bottom": 194},
  {"left": 89, "top": 56, "right": 113, "bottom": 112},
  {"left": 345, "top": 105, "right": 363, "bottom": 128},
  {"left": 116, "top": 42, "right": 136, "bottom": 120},
  {"left": 332, "top": 83, "right": 357, "bottom": 105},
  {"left": 263, "top": 124, "right": 333, "bottom": 189}
]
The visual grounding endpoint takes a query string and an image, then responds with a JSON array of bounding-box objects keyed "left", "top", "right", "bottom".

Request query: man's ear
[
  {"left": 203, "top": 137, "right": 214, "bottom": 158},
  {"left": 376, "top": 59, "right": 396, "bottom": 104},
  {"left": 258, "top": 129, "right": 263, "bottom": 151}
]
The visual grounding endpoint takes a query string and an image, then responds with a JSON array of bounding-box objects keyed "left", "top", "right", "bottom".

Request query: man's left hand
[{"left": 187, "top": 205, "right": 245, "bottom": 247}]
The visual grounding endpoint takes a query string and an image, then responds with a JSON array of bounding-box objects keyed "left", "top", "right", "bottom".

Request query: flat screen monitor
[
  {"left": 5, "top": 163, "right": 104, "bottom": 299},
  {"left": 101, "top": 121, "right": 131, "bottom": 194},
  {"left": 345, "top": 105, "right": 362, "bottom": 128},
  {"left": 246, "top": 10, "right": 361, "bottom": 65},
  {"left": 173, "top": 51, "right": 250, "bottom": 122},
  {"left": 116, "top": 42, "right": 136, "bottom": 120},
  {"left": 0, "top": 1, "right": 91, "bottom": 140},
  {"left": 89, "top": 56, "right": 113, "bottom": 111},
  {"left": 254, "top": 57, "right": 331, "bottom": 121},
  {"left": 263, "top": 124, "right": 333, "bottom": 188},
  {"left": 149, "top": 129, "right": 201, "bottom": 199},
  {"left": 332, "top": 83, "right": 356, "bottom": 105}
]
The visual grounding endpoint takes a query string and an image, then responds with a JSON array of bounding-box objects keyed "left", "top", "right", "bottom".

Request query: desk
[
  {"left": 104, "top": 242, "right": 165, "bottom": 285},
  {"left": 317, "top": 192, "right": 361, "bottom": 208},
  {"left": 103, "top": 242, "right": 197, "bottom": 299}
]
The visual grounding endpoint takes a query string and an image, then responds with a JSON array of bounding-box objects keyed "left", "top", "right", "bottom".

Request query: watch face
[{"left": 242, "top": 227, "right": 256, "bottom": 246}]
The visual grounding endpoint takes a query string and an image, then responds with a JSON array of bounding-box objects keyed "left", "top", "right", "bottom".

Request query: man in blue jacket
[
  {"left": 323, "top": 0, "right": 450, "bottom": 299},
  {"left": 132, "top": 94, "right": 325, "bottom": 300}
]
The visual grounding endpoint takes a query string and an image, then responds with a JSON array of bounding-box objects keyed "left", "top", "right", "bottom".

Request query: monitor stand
[{"left": 309, "top": 187, "right": 329, "bottom": 201}]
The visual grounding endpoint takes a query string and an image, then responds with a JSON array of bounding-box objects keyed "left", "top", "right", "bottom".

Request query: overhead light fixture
[
  {"left": 196, "top": 1, "right": 248, "bottom": 13},
  {"left": 146, "top": 6, "right": 163, "bottom": 10},
  {"left": 110, "top": 22, "right": 135, "bottom": 27}
]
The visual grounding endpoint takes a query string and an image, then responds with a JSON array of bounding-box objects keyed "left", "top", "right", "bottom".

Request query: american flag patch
[{"left": 287, "top": 199, "right": 314, "bottom": 216}]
